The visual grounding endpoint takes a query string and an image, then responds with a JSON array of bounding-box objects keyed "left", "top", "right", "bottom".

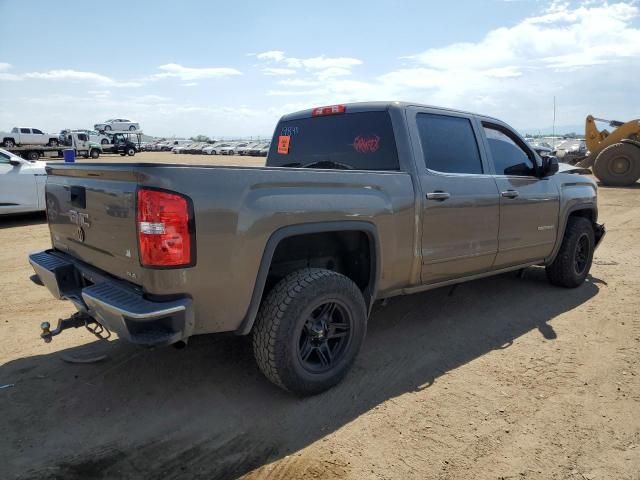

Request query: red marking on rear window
[
  {"left": 353, "top": 135, "right": 380, "bottom": 154},
  {"left": 277, "top": 135, "right": 291, "bottom": 154}
]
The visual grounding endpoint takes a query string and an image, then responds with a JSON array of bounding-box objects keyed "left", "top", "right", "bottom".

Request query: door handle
[
  {"left": 501, "top": 190, "right": 519, "bottom": 198},
  {"left": 426, "top": 191, "right": 450, "bottom": 201}
]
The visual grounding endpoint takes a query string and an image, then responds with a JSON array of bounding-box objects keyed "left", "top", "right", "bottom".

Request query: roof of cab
[{"left": 279, "top": 101, "right": 504, "bottom": 124}]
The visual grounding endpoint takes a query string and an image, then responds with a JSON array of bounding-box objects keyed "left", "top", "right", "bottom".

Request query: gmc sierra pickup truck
[{"left": 30, "top": 102, "right": 605, "bottom": 395}]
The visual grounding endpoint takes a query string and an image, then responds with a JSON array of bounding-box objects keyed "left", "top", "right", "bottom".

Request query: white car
[
  {"left": 220, "top": 142, "right": 249, "bottom": 155},
  {"left": 94, "top": 119, "right": 140, "bottom": 132},
  {"left": 203, "top": 143, "right": 232, "bottom": 155},
  {"left": 0, "top": 148, "right": 47, "bottom": 214}
]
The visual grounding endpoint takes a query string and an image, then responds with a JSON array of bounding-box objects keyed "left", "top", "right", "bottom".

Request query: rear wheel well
[{"left": 264, "top": 230, "right": 375, "bottom": 305}]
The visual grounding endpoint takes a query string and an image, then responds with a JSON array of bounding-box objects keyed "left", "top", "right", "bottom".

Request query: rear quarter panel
[{"left": 136, "top": 166, "right": 416, "bottom": 334}]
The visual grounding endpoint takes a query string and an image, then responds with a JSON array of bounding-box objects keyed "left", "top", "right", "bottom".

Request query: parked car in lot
[
  {"left": 94, "top": 119, "right": 140, "bottom": 132},
  {"left": 0, "top": 147, "right": 46, "bottom": 214},
  {"left": 528, "top": 141, "right": 554, "bottom": 157},
  {"left": 161, "top": 139, "right": 191, "bottom": 151},
  {"left": 1, "top": 127, "right": 59, "bottom": 148},
  {"left": 246, "top": 142, "right": 269, "bottom": 156},
  {"left": 29, "top": 101, "right": 605, "bottom": 396},
  {"left": 219, "top": 142, "right": 250, "bottom": 155},
  {"left": 183, "top": 142, "right": 206, "bottom": 154},
  {"left": 237, "top": 142, "right": 259, "bottom": 155},
  {"left": 173, "top": 143, "right": 193, "bottom": 154},
  {"left": 555, "top": 139, "right": 587, "bottom": 161},
  {"left": 203, "top": 143, "right": 232, "bottom": 155},
  {"left": 258, "top": 144, "right": 270, "bottom": 156}
]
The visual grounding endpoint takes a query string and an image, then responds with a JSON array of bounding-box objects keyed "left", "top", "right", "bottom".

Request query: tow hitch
[{"left": 40, "top": 312, "right": 110, "bottom": 343}]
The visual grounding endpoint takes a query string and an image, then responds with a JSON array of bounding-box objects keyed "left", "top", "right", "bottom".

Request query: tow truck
[{"left": 4, "top": 132, "right": 102, "bottom": 161}]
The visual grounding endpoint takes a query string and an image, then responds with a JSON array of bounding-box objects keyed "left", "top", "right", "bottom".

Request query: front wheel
[
  {"left": 252, "top": 268, "right": 367, "bottom": 396},
  {"left": 126, "top": 147, "right": 135, "bottom": 156},
  {"left": 546, "top": 216, "right": 595, "bottom": 288},
  {"left": 90, "top": 149, "right": 100, "bottom": 159},
  {"left": 3, "top": 139, "right": 16, "bottom": 148},
  {"left": 101, "top": 139, "right": 109, "bottom": 145},
  {"left": 129, "top": 125, "right": 136, "bottom": 131}
]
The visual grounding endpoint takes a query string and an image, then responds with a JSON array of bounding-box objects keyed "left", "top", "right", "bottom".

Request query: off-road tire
[
  {"left": 546, "top": 216, "right": 595, "bottom": 288},
  {"left": 252, "top": 268, "right": 367, "bottom": 396},
  {"left": 592, "top": 142, "right": 640, "bottom": 186}
]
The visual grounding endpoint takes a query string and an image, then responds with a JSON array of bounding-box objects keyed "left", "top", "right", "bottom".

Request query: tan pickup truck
[{"left": 29, "top": 102, "right": 605, "bottom": 395}]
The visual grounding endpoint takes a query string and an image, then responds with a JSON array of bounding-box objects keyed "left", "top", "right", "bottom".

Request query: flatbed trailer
[{"left": 5, "top": 144, "right": 68, "bottom": 161}]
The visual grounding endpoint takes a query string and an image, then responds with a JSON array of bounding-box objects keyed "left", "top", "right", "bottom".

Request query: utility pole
[{"left": 552, "top": 96, "right": 556, "bottom": 148}]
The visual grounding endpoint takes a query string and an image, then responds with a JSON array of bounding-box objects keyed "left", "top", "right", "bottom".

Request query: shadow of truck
[{"left": 0, "top": 267, "right": 600, "bottom": 480}]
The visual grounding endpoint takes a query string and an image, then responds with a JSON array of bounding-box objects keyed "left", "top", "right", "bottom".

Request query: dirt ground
[{"left": 1, "top": 152, "right": 638, "bottom": 480}]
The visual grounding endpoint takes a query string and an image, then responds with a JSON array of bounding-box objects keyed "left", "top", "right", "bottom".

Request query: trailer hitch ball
[{"left": 40, "top": 322, "right": 52, "bottom": 343}]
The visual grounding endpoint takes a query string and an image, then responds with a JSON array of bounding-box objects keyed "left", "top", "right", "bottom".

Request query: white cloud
[
  {"left": 254, "top": 2, "right": 640, "bottom": 131},
  {"left": 0, "top": 62, "right": 21, "bottom": 81},
  {"left": 0, "top": 64, "right": 240, "bottom": 87},
  {"left": 405, "top": 1, "right": 640, "bottom": 73},
  {"left": 262, "top": 67, "right": 297, "bottom": 76},
  {"left": 255, "top": 51, "right": 363, "bottom": 78},
  {"left": 151, "top": 63, "right": 242, "bottom": 81},
  {"left": 256, "top": 51, "right": 286, "bottom": 62},
  {"left": 21, "top": 69, "right": 143, "bottom": 88}
]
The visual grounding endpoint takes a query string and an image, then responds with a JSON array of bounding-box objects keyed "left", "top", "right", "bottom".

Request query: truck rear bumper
[{"left": 29, "top": 250, "right": 193, "bottom": 346}]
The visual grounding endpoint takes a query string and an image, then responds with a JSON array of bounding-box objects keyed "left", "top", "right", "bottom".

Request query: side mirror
[
  {"left": 9, "top": 159, "right": 21, "bottom": 166},
  {"left": 541, "top": 155, "right": 559, "bottom": 177}
]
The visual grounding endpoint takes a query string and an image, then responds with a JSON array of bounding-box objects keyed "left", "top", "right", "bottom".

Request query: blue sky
[{"left": 0, "top": 0, "right": 638, "bottom": 137}]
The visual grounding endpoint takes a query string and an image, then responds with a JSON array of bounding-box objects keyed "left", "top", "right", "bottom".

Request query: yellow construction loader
[{"left": 576, "top": 115, "right": 640, "bottom": 186}]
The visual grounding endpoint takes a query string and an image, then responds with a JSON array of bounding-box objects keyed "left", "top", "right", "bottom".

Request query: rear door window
[
  {"left": 416, "top": 113, "right": 483, "bottom": 174},
  {"left": 267, "top": 111, "right": 399, "bottom": 171}
]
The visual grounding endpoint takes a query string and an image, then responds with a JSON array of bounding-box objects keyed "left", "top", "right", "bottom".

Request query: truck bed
[{"left": 43, "top": 162, "right": 417, "bottom": 335}]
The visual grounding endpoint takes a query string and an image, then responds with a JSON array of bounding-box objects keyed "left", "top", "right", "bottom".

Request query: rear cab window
[{"left": 267, "top": 110, "right": 399, "bottom": 171}]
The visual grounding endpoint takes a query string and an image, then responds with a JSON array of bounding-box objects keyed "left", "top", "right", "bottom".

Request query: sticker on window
[
  {"left": 281, "top": 126, "right": 299, "bottom": 136},
  {"left": 277, "top": 135, "right": 291, "bottom": 154},
  {"left": 353, "top": 135, "right": 380, "bottom": 154}
]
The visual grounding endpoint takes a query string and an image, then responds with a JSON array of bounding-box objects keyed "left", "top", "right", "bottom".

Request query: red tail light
[
  {"left": 311, "top": 104, "right": 346, "bottom": 116},
  {"left": 137, "top": 189, "right": 194, "bottom": 267}
]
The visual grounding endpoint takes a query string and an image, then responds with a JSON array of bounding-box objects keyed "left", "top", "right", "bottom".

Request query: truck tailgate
[{"left": 45, "top": 165, "right": 142, "bottom": 283}]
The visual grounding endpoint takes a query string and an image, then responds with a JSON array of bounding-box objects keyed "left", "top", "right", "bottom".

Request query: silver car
[{"left": 94, "top": 119, "right": 140, "bottom": 132}]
